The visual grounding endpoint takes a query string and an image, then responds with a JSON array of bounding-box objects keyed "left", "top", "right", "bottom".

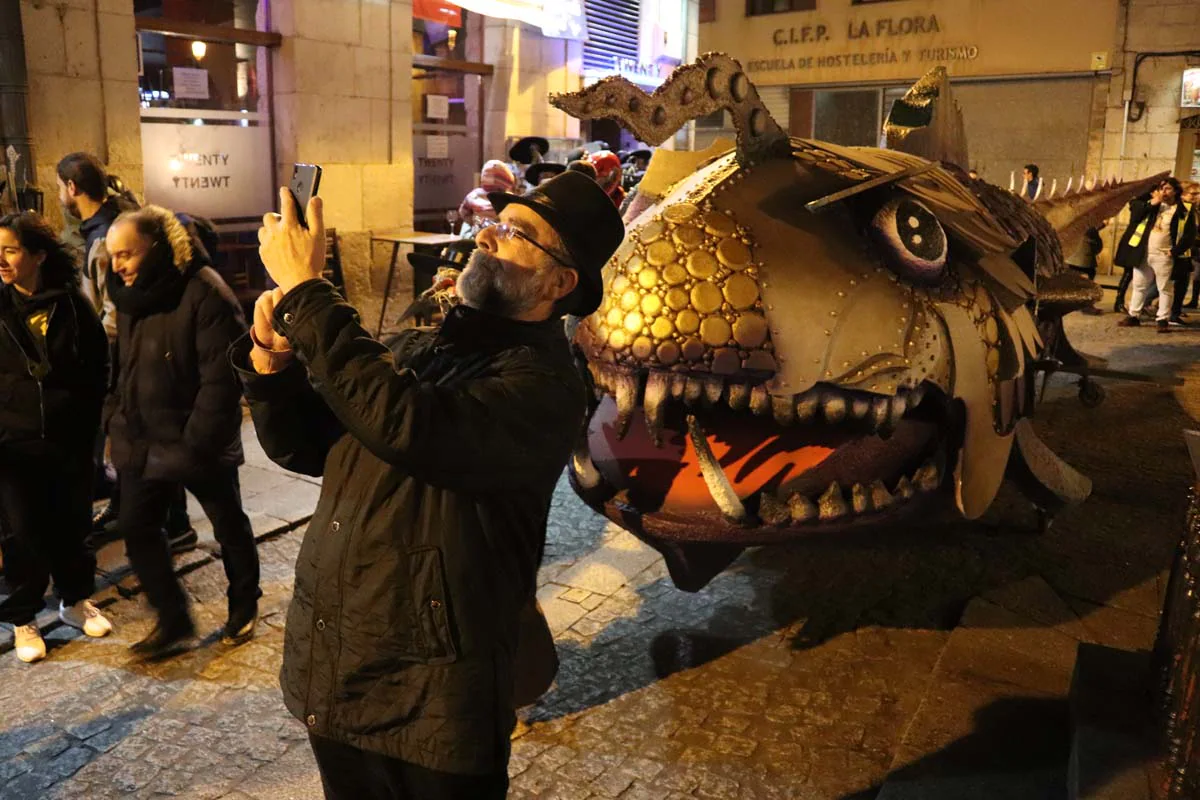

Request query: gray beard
[{"left": 455, "top": 250, "right": 553, "bottom": 318}]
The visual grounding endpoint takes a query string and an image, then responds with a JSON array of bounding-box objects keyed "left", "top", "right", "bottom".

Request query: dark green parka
[{"left": 233, "top": 280, "right": 585, "bottom": 775}]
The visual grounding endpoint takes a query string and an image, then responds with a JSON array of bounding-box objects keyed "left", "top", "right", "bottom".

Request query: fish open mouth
[{"left": 575, "top": 364, "right": 954, "bottom": 543}]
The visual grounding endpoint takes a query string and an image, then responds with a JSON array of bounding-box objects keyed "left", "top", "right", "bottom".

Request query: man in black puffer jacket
[
  {"left": 234, "top": 173, "right": 623, "bottom": 798},
  {"left": 104, "top": 205, "right": 260, "bottom": 658}
]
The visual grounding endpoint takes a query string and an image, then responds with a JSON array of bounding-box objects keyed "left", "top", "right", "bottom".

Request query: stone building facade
[
  {"left": 1096, "top": 0, "right": 1200, "bottom": 184},
  {"left": 17, "top": 0, "right": 144, "bottom": 222},
  {"left": 1092, "top": 0, "right": 1200, "bottom": 269},
  {"left": 12, "top": 0, "right": 695, "bottom": 317},
  {"left": 696, "top": 0, "right": 1200, "bottom": 272}
]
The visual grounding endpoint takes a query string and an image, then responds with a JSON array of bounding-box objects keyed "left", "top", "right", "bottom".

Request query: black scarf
[
  {"left": 3, "top": 283, "right": 68, "bottom": 315},
  {"left": 108, "top": 247, "right": 192, "bottom": 319}
]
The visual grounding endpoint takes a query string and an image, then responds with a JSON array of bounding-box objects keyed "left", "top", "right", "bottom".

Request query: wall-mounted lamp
[{"left": 191, "top": 40, "right": 207, "bottom": 61}]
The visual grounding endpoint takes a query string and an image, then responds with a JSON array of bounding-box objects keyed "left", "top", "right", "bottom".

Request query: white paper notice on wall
[
  {"left": 427, "top": 135, "right": 450, "bottom": 159},
  {"left": 426, "top": 95, "right": 450, "bottom": 120},
  {"left": 173, "top": 67, "right": 210, "bottom": 100}
]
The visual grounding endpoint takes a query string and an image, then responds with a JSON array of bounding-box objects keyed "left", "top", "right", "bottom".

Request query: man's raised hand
[{"left": 258, "top": 187, "right": 326, "bottom": 294}]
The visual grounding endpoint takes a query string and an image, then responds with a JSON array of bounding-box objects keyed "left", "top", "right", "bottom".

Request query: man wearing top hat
[
  {"left": 525, "top": 161, "right": 565, "bottom": 186},
  {"left": 232, "top": 170, "right": 624, "bottom": 799}
]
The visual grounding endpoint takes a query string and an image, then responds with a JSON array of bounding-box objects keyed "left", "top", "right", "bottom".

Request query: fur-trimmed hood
[
  {"left": 138, "top": 205, "right": 196, "bottom": 273},
  {"left": 107, "top": 205, "right": 212, "bottom": 318}
]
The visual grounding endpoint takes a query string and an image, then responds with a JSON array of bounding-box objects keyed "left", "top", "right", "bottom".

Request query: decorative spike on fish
[{"left": 551, "top": 55, "right": 1164, "bottom": 591}]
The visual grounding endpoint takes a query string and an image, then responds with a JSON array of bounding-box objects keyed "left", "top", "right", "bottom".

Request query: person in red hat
[
  {"left": 234, "top": 170, "right": 625, "bottom": 800},
  {"left": 588, "top": 150, "right": 625, "bottom": 208},
  {"left": 455, "top": 160, "right": 515, "bottom": 235}
]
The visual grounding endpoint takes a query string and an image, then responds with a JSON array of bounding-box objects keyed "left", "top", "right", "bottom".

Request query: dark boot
[
  {"left": 221, "top": 598, "right": 258, "bottom": 646},
  {"left": 131, "top": 615, "right": 195, "bottom": 660}
]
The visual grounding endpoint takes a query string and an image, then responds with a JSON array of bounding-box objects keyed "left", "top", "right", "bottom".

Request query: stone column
[
  {"left": 481, "top": 19, "right": 581, "bottom": 167},
  {"left": 270, "top": 0, "right": 415, "bottom": 318},
  {"left": 19, "top": 0, "right": 142, "bottom": 227}
]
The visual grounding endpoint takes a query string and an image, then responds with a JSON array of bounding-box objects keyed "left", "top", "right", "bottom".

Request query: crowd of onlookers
[
  {"left": 1030, "top": 160, "right": 1200, "bottom": 330},
  {"left": 453, "top": 137, "right": 651, "bottom": 237},
  {"left": 0, "top": 152, "right": 260, "bottom": 664}
]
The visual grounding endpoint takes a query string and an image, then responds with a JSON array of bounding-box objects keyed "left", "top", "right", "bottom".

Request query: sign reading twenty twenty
[{"left": 140, "top": 119, "right": 273, "bottom": 220}]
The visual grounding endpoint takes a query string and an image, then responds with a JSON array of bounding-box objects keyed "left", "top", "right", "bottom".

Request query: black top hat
[
  {"left": 406, "top": 237, "right": 477, "bottom": 272},
  {"left": 508, "top": 136, "right": 550, "bottom": 164},
  {"left": 488, "top": 170, "right": 624, "bottom": 317},
  {"left": 525, "top": 162, "right": 565, "bottom": 185}
]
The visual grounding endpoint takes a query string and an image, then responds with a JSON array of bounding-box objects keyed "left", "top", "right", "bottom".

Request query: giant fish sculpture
[{"left": 552, "top": 55, "right": 1166, "bottom": 590}]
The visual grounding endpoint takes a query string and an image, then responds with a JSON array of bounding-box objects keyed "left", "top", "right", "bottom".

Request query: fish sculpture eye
[{"left": 868, "top": 196, "right": 948, "bottom": 284}]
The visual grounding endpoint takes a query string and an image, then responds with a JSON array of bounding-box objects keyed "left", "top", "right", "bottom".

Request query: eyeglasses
[{"left": 482, "top": 221, "right": 573, "bottom": 270}]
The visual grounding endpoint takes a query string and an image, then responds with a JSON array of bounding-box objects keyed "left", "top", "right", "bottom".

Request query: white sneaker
[
  {"left": 13, "top": 624, "right": 46, "bottom": 663},
  {"left": 59, "top": 600, "right": 113, "bottom": 638}
]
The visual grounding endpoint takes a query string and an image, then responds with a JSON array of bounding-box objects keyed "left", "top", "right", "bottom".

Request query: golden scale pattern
[
  {"left": 590, "top": 143, "right": 943, "bottom": 391},
  {"left": 594, "top": 164, "right": 777, "bottom": 376}
]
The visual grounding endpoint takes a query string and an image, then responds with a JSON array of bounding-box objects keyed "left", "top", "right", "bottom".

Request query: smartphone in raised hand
[{"left": 287, "top": 163, "right": 322, "bottom": 228}]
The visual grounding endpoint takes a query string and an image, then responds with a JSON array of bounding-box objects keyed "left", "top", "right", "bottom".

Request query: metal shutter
[
  {"left": 583, "top": 0, "right": 640, "bottom": 73},
  {"left": 757, "top": 85, "right": 790, "bottom": 131}
]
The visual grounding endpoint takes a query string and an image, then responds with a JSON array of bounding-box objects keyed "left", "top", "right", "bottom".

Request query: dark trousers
[
  {"left": 308, "top": 734, "right": 508, "bottom": 800},
  {"left": 1172, "top": 273, "right": 1190, "bottom": 318},
  {"left": 1115, "top": 265, "right": 1134, "bottom": 309},
  {"left": 108, "top": 473, "right": 191, "bottom": 533},
  {"left": 0, "top": 453, "right": 96, "bottom": 626},
  {"left": 120, "top": 466, "right": 259, "bottom": 626}
]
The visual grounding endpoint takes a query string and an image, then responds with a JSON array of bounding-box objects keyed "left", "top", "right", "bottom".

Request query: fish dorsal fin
[
  {"left": 1035, "top": 171, "right": 1169, "bottom": 258},
  {"left": 884, "top": 67, "right": 969, "bottom": 169}
]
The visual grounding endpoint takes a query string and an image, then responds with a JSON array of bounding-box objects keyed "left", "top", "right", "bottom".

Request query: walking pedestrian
[
  {"left": 57, "top": 153, "right": 194, "bottom": 546},
  {"left": 0, "top": 211, "right": 112, "bottom": 663},
  {"left": 1116, "top": 178, "right": 1197, "bottom": 333},
  {"left": 235, "top": 170, "right": 624, "bottom": 799},
  {"left": 104, "top": 206, "right": 260, "bottom": 659}
]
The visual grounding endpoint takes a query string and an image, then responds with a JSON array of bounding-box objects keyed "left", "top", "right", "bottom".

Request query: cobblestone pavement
[{"left": 0, "top": 298, "right": 1197, "bottom": 799}]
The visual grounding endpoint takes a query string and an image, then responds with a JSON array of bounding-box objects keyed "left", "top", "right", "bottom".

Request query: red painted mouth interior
[{"left": 587, "top": 396, "right": 940, "bottom": 515}]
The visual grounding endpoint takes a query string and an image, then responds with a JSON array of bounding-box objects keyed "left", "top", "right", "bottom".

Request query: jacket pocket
[
  {"left": 407, "top": 546, "right": 458, "bottom": 665},
  {"left": 341, "top": 545, "right": 458, "bottom": 666}
]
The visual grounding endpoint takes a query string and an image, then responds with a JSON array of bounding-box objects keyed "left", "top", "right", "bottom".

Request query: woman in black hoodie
[{"left": 0, "top": 211, "right": 112, "bottom": 663}]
